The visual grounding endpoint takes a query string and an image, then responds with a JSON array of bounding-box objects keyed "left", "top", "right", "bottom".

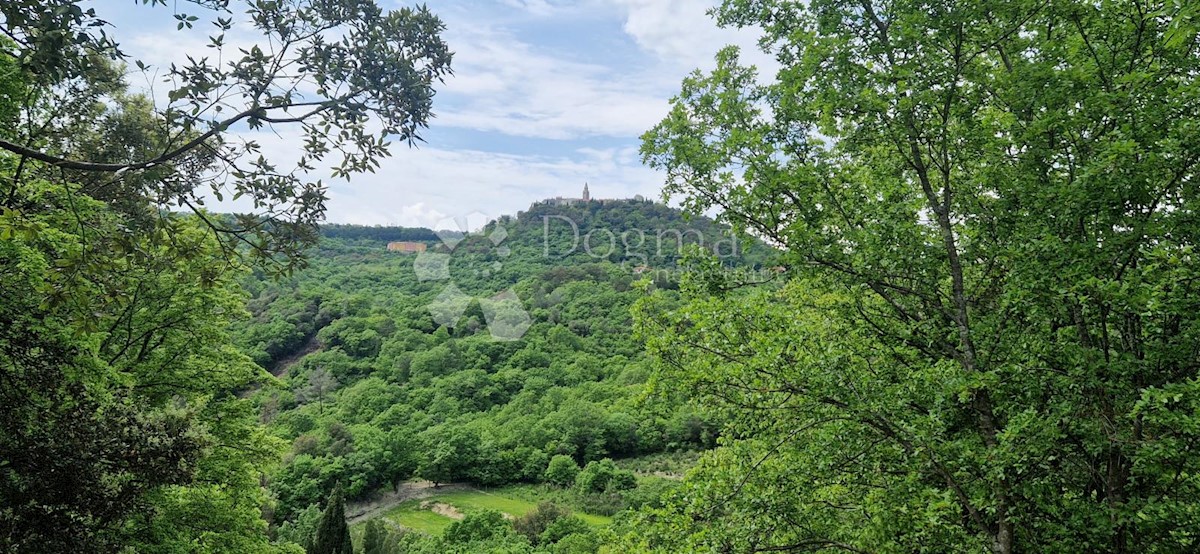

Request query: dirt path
[{"left": 345, "top": 481, "right": 469, "bottom": 526}]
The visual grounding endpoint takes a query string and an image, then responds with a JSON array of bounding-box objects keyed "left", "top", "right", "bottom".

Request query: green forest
[
  {"left": 4, "top": 1, "right": 1200, "bottom": 553},
  {"left": 233, "top": 200, "right": 767, "bottom": 553}
]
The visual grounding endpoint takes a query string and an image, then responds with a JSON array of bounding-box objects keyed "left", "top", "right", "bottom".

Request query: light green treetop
[{"left": 632, "top": 1, "right": 1200, "bottom": 552}]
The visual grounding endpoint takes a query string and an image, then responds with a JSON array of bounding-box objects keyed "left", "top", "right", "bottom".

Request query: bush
[
  {"left": 574, "top": 459, "right": 635, "bottom": 494},
  {"left": 519, "top": 448, "right": 550, "bottom": 482},
  {"left": 550, "top": 530, "right": 601, "bottom": 554},
  {"left": 620, "top": 477, "right": 680, "bottom": 510},
  {"left": 575, "top": 492, "right": 624, "bottom": 517},
  {"left": 443, "top": 510, "right": 511, "bottom": 544},
  {"left": 540, "top": 516, "right": 591, "bottom": 545},
  {"left": 275, "top": 503, "right": 321, "bottom": 549},
  {"left": 545, "top": 454, "right": 580, "bottom": 487},
  {"left": 513, "top": 501, "right": 571, "bottom": 545}
]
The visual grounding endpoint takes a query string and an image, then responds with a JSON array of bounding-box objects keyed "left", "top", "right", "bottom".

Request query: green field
[
  {"left": 436, "top": 489, "right": 612, "bottom": 527},
  {"left": 354, "top": 487, "right": 613, "bottom": 537},
  {"left": 379, "top": 500, "right": 459, "bottom": 534}
]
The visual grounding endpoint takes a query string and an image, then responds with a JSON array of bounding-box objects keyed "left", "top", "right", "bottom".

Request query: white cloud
[
  {"left": 434, "top": 22, "right": 671, "bottom": 140},
  {"left": 609, "top": 0, "right": 779, "bottom": 74},
  {"left": 381, "top": 202, "right": 449, "bottom": 229},
  {"left": 321, "top": 145, "right": 663, "bottom": 226},
  {"left": 196, "top": 127, "right": 663, "bottom": 226},
  {"left": 496, "top": 0, "right": 558, "bottom": 17},
  {"left": 100, "top": 0, "right": 775, "bottom": 225},
  {"left": 429, "top": 1, "right": 777, "bottom": 140}
]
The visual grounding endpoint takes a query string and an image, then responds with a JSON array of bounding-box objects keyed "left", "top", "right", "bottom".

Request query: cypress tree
[
  {"left": 309, "top": 486, "right": 353, "bottom": 554},
  {"left": 361, "top": 519, "right": 387, "bottom": 554}
]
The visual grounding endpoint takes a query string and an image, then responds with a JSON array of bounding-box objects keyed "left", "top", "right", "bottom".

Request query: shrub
[
  {"left": 545, "top": 454, "right": 580, "bottom": 487},
  {"left": 574, "top": 459, "right": 635, "bottom": 494},
  {"left": 513, "top": 501, "right": 571, "bottom": 545},
  {"left": 443, "top": 510, "right": 510, "bottom": 544},
  {"left": 540, "top": 516, "right": 591, "bottom": 545}
]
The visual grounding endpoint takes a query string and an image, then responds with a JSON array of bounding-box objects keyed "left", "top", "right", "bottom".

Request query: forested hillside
[
  {"left": 1, "top": 0, "right": 453, "bottom": 551},
  {"left": 6, "top": 0, "right": 1200, "bottom": 553},
  {"left": 237, "top": 199, "right": 773, "bottom": 550}
]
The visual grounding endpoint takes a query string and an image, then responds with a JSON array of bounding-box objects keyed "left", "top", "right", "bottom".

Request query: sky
[{"left": 99, "top": 0, "right": 774, "bottom": 227}]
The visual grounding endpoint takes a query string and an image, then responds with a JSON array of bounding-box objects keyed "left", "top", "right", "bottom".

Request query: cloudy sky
[{"left": 101, "top": 0, "right": 772, "bottom": 227}]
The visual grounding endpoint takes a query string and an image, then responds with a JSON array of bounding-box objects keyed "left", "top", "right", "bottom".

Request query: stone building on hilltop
[{"left": 547, "top": 183, "right": 594, "bottom": 206}]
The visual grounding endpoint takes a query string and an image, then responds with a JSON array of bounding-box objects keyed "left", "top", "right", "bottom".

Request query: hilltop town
[
  {"left": 385, "top": 184, "right": 653, "bottom": 253},
  {"left": 542, "top": 183, "right": 647, "bottom": 207}
]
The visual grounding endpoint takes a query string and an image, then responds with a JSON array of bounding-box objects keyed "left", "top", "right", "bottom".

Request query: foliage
[
  {"left": 1, "top": 0, "right": 452, "bottom": 272},
  {"left": 611, "top": 450, "right": 699, "bottom": 478},
  {"left": 247, "top": 200, "right": 750, "bottom": 524},
  {"left": 361, "top": 519, "right": 401, "bottom": 554},
  {"left": 538, "top": 516, "right": 591, "bottom": 547},
  {"left": 574, "top": 459, "right": 635, "bottom": 495},
  {"left": 417, "top": 427, "right": 480, "bottom": 486},
  {"left": 0, "top": 180, "right": 287, "bottom": 552},
  {"left": 513, "top": 502, "right": 572, "bottom": 545},
  {"left": 309, "top": 487, "right": 352, "bottom": 554},
  {"left": 321, "top": 224, "right": 441, "bottom": 243},
  {"left": 544, "top": 455, "right": 581, "bottom": 487},
  {"left": 546, "top": 530, "right": 602, "bottom": 554},
  {"left": 443, "top": 510, "right": 513, "bottom": 545},
  {"left": 631, "top": 0, "right": 1200, "bottom": 552},
  {"left": 0, "top": 0, "right": 451, "bottom": 550},
  {"left": 277, "top": 503, "right": 322, "bottom": 551}
]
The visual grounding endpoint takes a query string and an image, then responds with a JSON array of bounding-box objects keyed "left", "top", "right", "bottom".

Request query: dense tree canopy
[
  {"left": 0, "top": 0, "right": 450, "bottom": 551},
  {"left": 236, "top": 207, "right": 713, "bottom": 550},
  {"left": 240, "top": 201, "right": 736, "bottom": 525},
  {"left": 629, "top": 1, "right": 1200, "bottom": 553},
  {"left": 0, "top": 180, "right": 288, "bottom": 552}
]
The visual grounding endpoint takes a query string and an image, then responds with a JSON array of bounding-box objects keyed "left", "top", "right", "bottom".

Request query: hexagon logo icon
[{"left": 416, "top": 214, "right": 531, "bottom": 341}]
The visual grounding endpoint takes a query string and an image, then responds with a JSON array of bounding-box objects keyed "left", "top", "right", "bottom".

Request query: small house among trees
[{"left": 386, "top": 241, "right": 427, "bottom": 253}]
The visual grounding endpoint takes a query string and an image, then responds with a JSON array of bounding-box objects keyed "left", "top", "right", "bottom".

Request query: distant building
[
  {"left": 387, "top": 241, "right": 427, "bottom": 254},
  {"left": 545, "top": 183, "right": 595, "bottom": 206}
]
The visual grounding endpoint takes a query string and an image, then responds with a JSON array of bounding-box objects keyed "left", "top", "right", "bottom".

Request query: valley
[
  {"left": 5, "top": 1, "right": 1199, "bottom": 552},
  {"left": 237, "top": 199, "right": 771, "bottom": 551}
]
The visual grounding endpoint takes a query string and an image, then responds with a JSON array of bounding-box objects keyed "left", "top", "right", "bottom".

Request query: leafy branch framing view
[{"left": 1, "top": 0, "right": 451, "bottom": 271}]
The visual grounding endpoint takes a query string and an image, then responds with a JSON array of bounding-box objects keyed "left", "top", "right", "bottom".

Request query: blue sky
[{"left": 99, "top": 0, "right": 773, "bottom": 227}]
